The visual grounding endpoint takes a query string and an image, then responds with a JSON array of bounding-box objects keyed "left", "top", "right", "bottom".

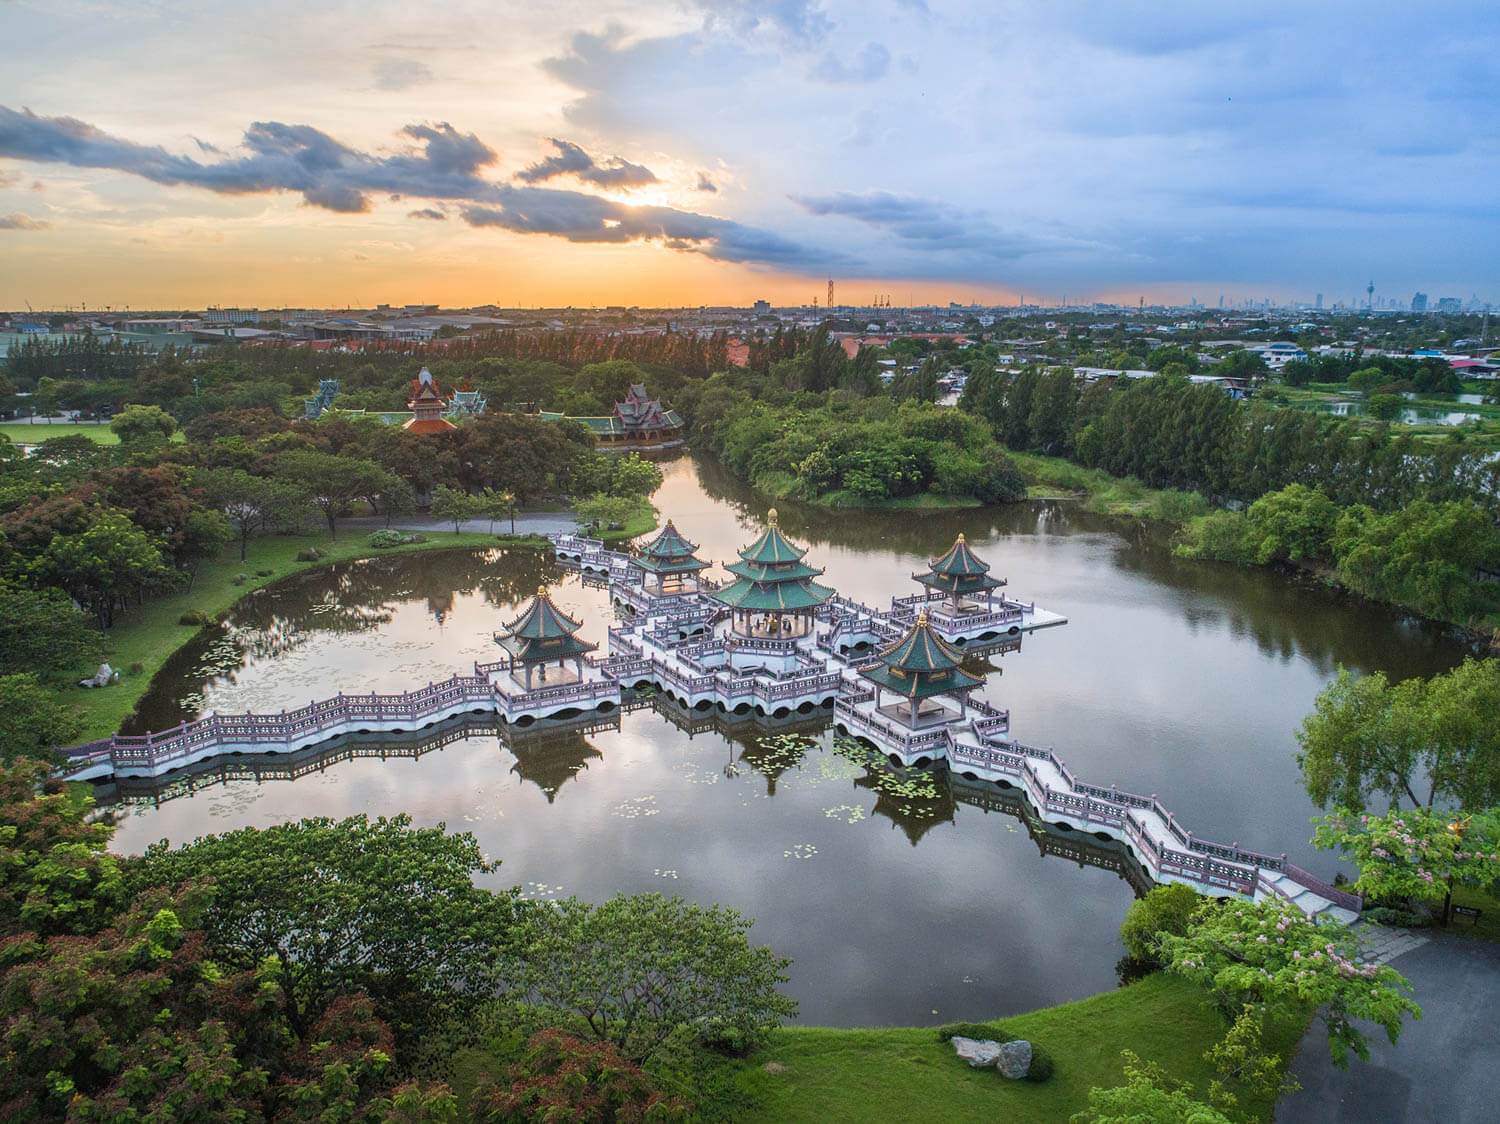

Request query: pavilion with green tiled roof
[
  {"left": 495, "top": 586, "right": 597, "bottom": 688},
  {"left": 712, "top": 509, "right": 834, "bottom": 638},
  {"left": 860, "top": 609, "right": 984, "bottom": 727},
  {"left": 629, "top": 520, "right": 710, "bottom": 594},
  {"left": 916, "top": 532, "right": 1005, "bottom": 613}
]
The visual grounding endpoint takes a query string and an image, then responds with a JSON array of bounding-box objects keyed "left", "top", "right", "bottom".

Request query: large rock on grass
[
  {"left": 951, "top": 1036, "right": 1002, "bottom": 1067},
  {"left": 997, "top": 1039, "right": 1032, "bottom": 1079}
]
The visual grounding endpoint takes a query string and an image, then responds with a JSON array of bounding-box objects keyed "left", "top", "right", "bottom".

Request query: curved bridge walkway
[{"left": 59, "top": 532, "right": 1358, "bottom": 923}]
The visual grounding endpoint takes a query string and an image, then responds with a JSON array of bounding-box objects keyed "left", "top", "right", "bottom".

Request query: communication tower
[
  {"left": 827, "top": 279, "right": 835, "bottom": 309},
  {"left": 1367, "top": 280, "right": 1375, "bottom": 310}
]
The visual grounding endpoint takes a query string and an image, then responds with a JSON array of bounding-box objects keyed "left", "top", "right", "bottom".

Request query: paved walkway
[
  {"left": 343, "top": 512, "right": 578, "bottom": 537},
  {"left": 1278, "top": 929, "right": 1500, "bottom": 1124}
]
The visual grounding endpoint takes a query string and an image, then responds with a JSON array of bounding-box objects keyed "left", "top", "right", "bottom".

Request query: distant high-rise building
[
  {"left": 1315, "top": 293, "right": 1324, "bottom": 309},
  {"left": 1437, "top": 297, "right": 1462, "bottom": 313},
  {"left": 752, "top": 299, "right": 771, "bottom": 314},
  {"left": 1411, "top": 292, "right": 1428, "bottom": 312}
]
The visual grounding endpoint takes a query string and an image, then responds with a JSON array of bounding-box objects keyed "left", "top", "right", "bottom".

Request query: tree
[
  {"left": 0, "top": 586, "right": 104, "bottom": 677},
  {"left": 1118, "top": 882, "right": 1200, "bottom": 966},
  {"left": 1161, "top": 897, "right": 1420, "bottom": 1066},
  {"left": 136, "top": 814, "right": 526, "bottom": 1038},
  {"left": 1313, "top": 805, "right": 1500, "bottom": 925},
  {"left": 198, "top": 466, "right": 305, "bottom": 561},
  {"left": 109, "top": 402, "right": 178, "bottom": 446},
  {"left": 483, "top": 488, "right": 517, "bottom": 534},
  {"left": 1297, "top": 659, "right": 1500, "bottom": 812},
  {"left": 520, "top": 893, "right": 796, "bottom": 1062},
  {"left": 430, "top": 484, "right": 483, "bottom": 533},
  {"left": 1072, "top": 1051, "right": 1232, "bottom": 1124},
  {"left": 470, "top": 1029, "right": 691, "bottom": 1123},
  {"left": 574, "top": 493, "right": 650, "bottom": 531},
  {"left": 27, "top": 508, "right": 176, "bottom": 628},
  {"left": 1242, "top": 484, "right": 1338, "bottom": 565},
  {"left": 275, "top": 450, "right": 393, "bottom": 540}
]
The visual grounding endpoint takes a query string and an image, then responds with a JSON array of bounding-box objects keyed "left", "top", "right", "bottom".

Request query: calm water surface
[{"left": 108, "top": 455, "right": 1468, "bottom": 1026}]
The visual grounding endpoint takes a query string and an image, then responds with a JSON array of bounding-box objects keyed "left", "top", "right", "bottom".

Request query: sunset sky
[{"left": 1, "top": 1, "right": 1496, "bottom": 311}]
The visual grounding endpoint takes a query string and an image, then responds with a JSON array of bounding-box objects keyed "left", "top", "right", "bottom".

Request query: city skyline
[{"left": 1, "top": 1, "right": 1496, "bottom": 309}]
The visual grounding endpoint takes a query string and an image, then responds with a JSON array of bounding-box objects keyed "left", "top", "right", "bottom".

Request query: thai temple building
[
  {"left": 447, "top": 377, "right": 487, "bottom": 420},
  {"left": 62, "top": 510, "right": 1362, "bottom": 923},
  {"left": 541, "top": 384, "right": 684, "bottom": 448},
  {"left": 493, "top": 586, "right": 597, "bottom": 690},
  {"left": 860, "top": 610, "right": 983, "bottom": 728},
  {"left": 628, "top": 521, "right": 710, "bottom": 595},
  {"left": 404, "top": 367, "right": 458, "bottom": 435},
  {"left": 713, "top": 509, "right": 833, "bottom": 640}
]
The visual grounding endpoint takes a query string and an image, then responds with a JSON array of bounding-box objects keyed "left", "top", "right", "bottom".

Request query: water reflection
[{"left": 108, "top": 452, "right": 1475, "bottom": 1025}]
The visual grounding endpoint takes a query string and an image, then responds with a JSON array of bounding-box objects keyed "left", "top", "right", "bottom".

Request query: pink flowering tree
[
  {"left": 1313, "top": 806, "right": 1500, "bottom": 925},
  {"left": 1160, "top": 898, "right": 1421, "bottom": 1067}
]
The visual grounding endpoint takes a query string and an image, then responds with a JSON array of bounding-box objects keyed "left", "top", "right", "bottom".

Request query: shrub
[
  {"left": 470, "top": 1029, "right": 691, "bottom": 1122},
  {"left": 255, "top": 568, "right": 273, "bottom": 577},
  {"left": 1024, "top": 1044, "right": 1055, "bottom": 1083},
  {"left": 1362, "top": 906, "right": 1432, "bottom": 929},
  {"left": 128, "top": 662, "right": 144, "bottom": 674},
  {"left": 1119, "top": 883, "right": 1201, "bottom": 966},
  {"left": 296, "top": 548, "right": 321, "bottom": 562},
  {"left": 935, "top": 1021, "right": 1012, "bottom": 1043},
  {"left": 178, "top": 609, "right": 212, "bottom": 627},
  {"left": 368, "top": 529, "right": 406, "bottom": 549},
  {"left": 232, "top": 573, "right": 248, "bottom": 585}
]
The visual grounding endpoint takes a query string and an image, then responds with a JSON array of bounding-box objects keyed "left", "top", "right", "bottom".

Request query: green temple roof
[
  {"left": 859, "top": 611, "right": 984, "bottom": 699},
  {"left": 725, "top": 557, "right": 825, "bottom": 583},
  {"left": 712, "top": 510, "right": 833, "bottom": 613},
  {"left": 632, "top": 520, "right": 709, "bottom": 575},
  {"left": 714, "top": 577, "right": 834, "bottom": 612},
  {"left": 497, "top": 588, "right": 598, "bottom": 664},
  {"left": 915, "top": 570, "right": 1003, "bottom": 596},
  {"left": 737, "top": 510, "right": 809, "bottom": 565},
  {"left": 928, "top": 533, "right": 1001, "bottom": 579}
]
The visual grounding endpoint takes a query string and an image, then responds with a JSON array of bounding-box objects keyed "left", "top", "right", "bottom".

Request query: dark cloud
[
  {"left": 516, "top": 138, "right": 657, "bottom": 189},
  {"left": 794, "top": 190, "right": 1086, "bottom": 261},
  {"left": 407, "top": 207, "right": 446, "bottom": 220},
  {"left": 695, "top": 172, "right": 718, "bottom": 193},
  {"left": 461, "top": 184, "right": 841, "bottom": 267},
  {"left": 0, "top": 107, "right": 500, "bottom": 213},
  {"left": 810, "top": 42, "right": 891, "bottom": 83},
  {"left": 373, "top": 58, "right": 434, "bottom": 91},
  {"left": 0, "top": 105, "right": 835, "bottom": 269},
  {"left": 0, "top": 211, "right": 50, "bottom": 230},
  {"left": 695, "top": 0, "right": 833, "bottom": 45}
]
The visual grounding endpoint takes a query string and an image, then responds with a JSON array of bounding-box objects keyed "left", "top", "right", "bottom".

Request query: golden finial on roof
[
  {"left": 917, "top": 608, "right": 929, "bottom": 626},
  {"left": 537, "top": 584, "right": 549, "bottom": 597},
  {"left": 767, "top": 508, "right": 779, "bottom": 526},
  {"left": 957, "top": 532, "right": 965, "bottom": 543}
]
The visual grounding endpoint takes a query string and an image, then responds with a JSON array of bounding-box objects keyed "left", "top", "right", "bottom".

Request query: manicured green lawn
[
  {"left": 1447, "top": 885, "right": 1500, "bottom": 943},
  {"left": 49, "top": 530, "right": 546, "bottom": 741},
  {"left": 727, "top": 973, "right": 1302, "bottom": 1123},
  {"left": 1, "top": 421, "right": 122, "bottom": 445}
]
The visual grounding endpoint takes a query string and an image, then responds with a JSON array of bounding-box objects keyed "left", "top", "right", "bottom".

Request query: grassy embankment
[
  {"left": 728, "top": 973, "right": 1303, "bottom": 1123},
  {"left": 50, "top": 529, "right": 549, "bottom": 742},
  {"left": 1, "top": 421, "right": 123, "bottom": 445},
  {"left": 750, "top": 469, "right": 982, "bottom": 511},
  {"left": 447, "top": 973, "right": 1302, "bottom": 1122},
  {"left": 1008, "top": 451, "right": 1205, "bottom": 522}
]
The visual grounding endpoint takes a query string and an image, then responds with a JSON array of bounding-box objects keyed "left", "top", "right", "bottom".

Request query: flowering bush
[
  {"left": 1161, "top": 897, "right": 1420, "bottom": 1066},
  {"left": 1313, "top": 805, "right": 1500, "bottom": 915}
]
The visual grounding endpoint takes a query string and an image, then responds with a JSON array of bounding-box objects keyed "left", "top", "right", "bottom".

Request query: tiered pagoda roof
[
  {"left": 404, "top": 367, "right": 457, "bottom": 434},
  {"left": 614, "top": 384, "right": 679, "bottom": 432},
  {"left": 713, "top": 510, "right": 834, "bottom": 612},
  {"left": 631, "top": 520, "right": 709, "bottom": 575},
  {"left": 496, "top": 587, "right": 597, "bottom": 664},
  {"left": 915, "top": 533, "right": 1005, "bottom": 599},
  {"left": 860, "top": 610, "right": 984, "bottom": 700}
]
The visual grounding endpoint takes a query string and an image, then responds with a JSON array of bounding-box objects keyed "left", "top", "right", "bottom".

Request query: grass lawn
[
  {"left": 725, "top": 973, "right": 1302, "bottom": 1123},
  {"left": 1, "top": 421, "right": 123, "bottom": 445},
  {"left": 597, "top": 506, "right": 659, "bottom": 544},
  {"left": 1446, "top": 885, "right": 1500, "bottom": 943},
  {"left": 48, "top": 529, "right": 548, "bottom": 741}
]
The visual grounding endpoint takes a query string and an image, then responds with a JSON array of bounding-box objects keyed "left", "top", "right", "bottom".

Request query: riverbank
[
  {"left": 48, "top": 525, "right": 560, "bottom": 742},
  {"left": 726, "top": 973, "right": 1302, "bottom": 1122}
]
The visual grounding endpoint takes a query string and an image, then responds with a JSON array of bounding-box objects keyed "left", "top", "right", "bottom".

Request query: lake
[{"left": 106, "top": 454, "right": 1469, "bottom": 1026}]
